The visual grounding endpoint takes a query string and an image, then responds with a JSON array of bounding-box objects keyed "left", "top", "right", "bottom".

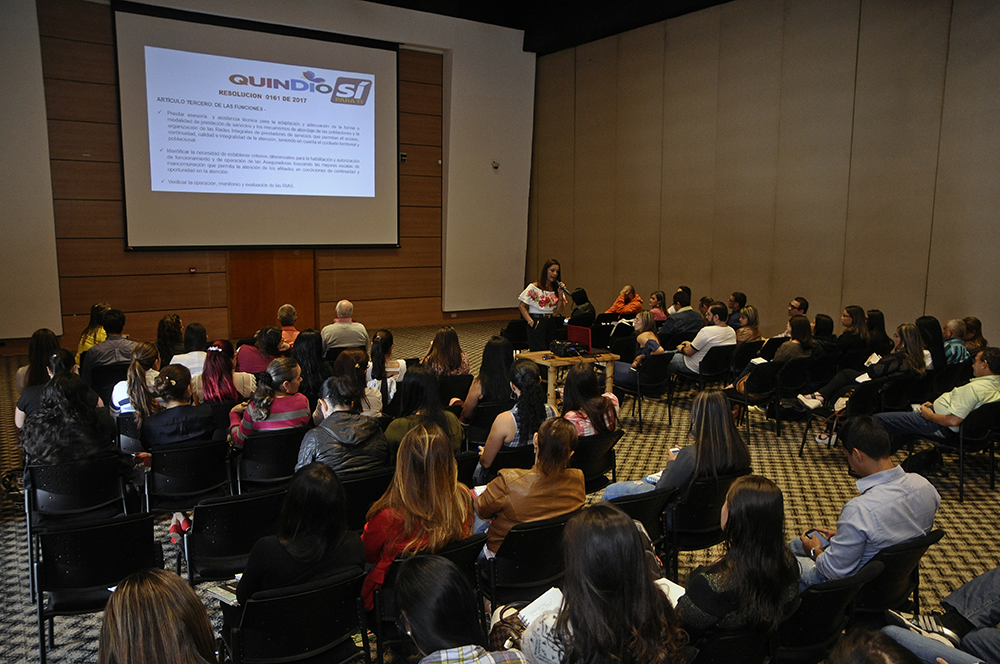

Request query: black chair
[
  {"left": 116, "top": 413, "right": 143, "bottom": 453},
  {"left": 731, "top": 340, "right": 765, "bottom": 379},
  {"left": 486, "top": 445, "right": 537, "bottom": 478},
  {"left": 482, "top": 509, "right": 580, "bottom": 605},
  {"left": 934, "top": 360, "right": 972, "bottom": 397},
  {"left": 435, "top": 534, "right": 490, "bottom": 630},
  {"left": 341, "top": 466, "right": 396, "bottom": 531},
  {"left": 690, "top": 629, "right": 771, "bottom": 664},
  {"left": 570, "top": 429, "right": 624, "bottom": 493},
  {"left": 616, "top": 353, "right": 673, "bottom": 431},
  {"left": 465, "top": 398, "right": 515, "bottom": 448},
  {"left": 180, "top": 488, "right": 287, "bottom": 586},
  {"left": 850, "top": 529, "right": 945, "bottom": 627},
  {"left": 324, "top": 345, "right": 363, "bottom": 366},
  {"left": 89, "top": 361, "right": 130, "bottom": 410},
  {"left": 726, "top": 360, "right": 784, "bottom": 444},
  {"left": 609, "top": 333, "right": 638, "bottom": 365},
  {"left": 207, "top": 398, "right": 238, "bottom": 435},
  {"left": 667, "top": 345, "right": 737, "bottom": 424},
  {"left": 759, "top": 337, "right": 789, "bottom": 361},
  {"left": 879, "top": 374, "right": 920, "bottom": 412},
  {"left": 591, "top": 313, "right": 622, "bottom": 350},
  {"left": 798, "top": 378, "right": 887, "bottom": 457},
  {"left": 934, "top": 402, "right": 1000, "bottom": 502},
  {"left": 144, "top": 439, "right": 231, "bottom": 512},
  {"left": 658, "top": 329, "right": 699, "bottom": 351},
  {"left": 439, "top": 374, "right": 474, "bottom": 408},
  {"left": 807, "top": 353, "right": 839, "bottom": 389},
  {"left": 773, "top": 357, "right": 813, "bottom": 435},
  {"left": 838, "top": 348, "right": 868, "bottom": 372},
  {"left": 773, "top": 561, "right": 884, "bottom": 664},
  {"left": 608, "top": 486, "right": 679, "bottom": 550},
  {"left": 223, "top": 571, "right": 369, "bottom": 664},
  {"left": 500, "top": 319, "right": 529, "bottom": 351},
  {"left": 234, "top": 426, "right": 310, "bottom": 494},
  {"left": 34, "top": 513, "right": 163, "bottom": 664},
  {"left": 456, "top": 450, "right": 480, "bottom": 487},
  {"left": 662, "top": 469, "right": 751, "bottom": 581}
]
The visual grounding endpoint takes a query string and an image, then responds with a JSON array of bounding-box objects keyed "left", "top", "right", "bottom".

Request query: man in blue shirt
[
  {"left": 726, "top": 291, "right": 746, "bottom": 330},
  {"left": 790, "top": 416, "right": 940, "bottom": 591},
  {"left": 943, "top": 319, "right": 971, "bottom": 366}
]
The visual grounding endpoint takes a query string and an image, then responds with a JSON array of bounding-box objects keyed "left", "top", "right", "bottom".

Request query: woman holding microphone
[{"left": 518, "top": 258, "right": 568, "bottom": 351}]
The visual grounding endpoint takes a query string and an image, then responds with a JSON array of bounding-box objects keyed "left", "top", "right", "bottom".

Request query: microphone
[{"left": 557, "top": 281, "right": 571, "bottom": 296}]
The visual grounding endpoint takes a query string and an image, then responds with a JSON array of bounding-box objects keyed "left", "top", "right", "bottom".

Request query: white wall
[{"left": 0, "top": 0, "right": 64, "bottom": 338}]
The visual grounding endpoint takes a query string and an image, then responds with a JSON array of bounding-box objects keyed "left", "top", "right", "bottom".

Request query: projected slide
[{"left": 146, "top": 47, "right": 374, "bottom": 197}]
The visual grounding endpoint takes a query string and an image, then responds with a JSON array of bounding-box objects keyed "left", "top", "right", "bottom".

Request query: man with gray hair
[
  {"left": 943, "top": 319, "right": 970, "bottom": 366},
  {"left": 277, "top": 304, "right": 300, "bottom": 348},
  {"left": 321, "top": 299, "right": 369, "bottom": 353}
]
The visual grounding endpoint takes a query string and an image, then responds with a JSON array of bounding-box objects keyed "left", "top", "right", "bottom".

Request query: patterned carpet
[{"left": 1, "top": 321, "right": 998, "bottom": 663}]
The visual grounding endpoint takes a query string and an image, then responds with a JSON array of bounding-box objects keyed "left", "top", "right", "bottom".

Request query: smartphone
[{"left": 804, "top": 529, "right": 831, "bottom": 548}]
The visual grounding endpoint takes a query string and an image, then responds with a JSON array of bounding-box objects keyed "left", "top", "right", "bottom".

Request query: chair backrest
[
  {"left": 490, "top": 446, "right": 537, "bottom": 474},
  {"left": 340, "top": 466, "right": 396, "bottom": 531},
  {"left": 934, "top": 360, "right": 971, "bottom": 395},
  {"left": 569, "top": 429, "right": 624, "bottom": 493},
  {"left": 238, "top": 427, "right": 310, "bottom": 488},
  {"left": 777, "top": 560, "right": 884, "bottom": 649},
  {"left": 838, "top": 349, "right": 868, "bottom": 372},
  {"left": 776, "top": 358, "right": 811, "bottom": 396},
  {"left": 732, "top": 340, "right": 765, "bottom": 374},
  {"left": 880, "top": 374, "right": 920, "bottom": 411},
  {"left": 234, "top": 571, "right": 366, "bottom": 663},
  {"left": 668, "top": 469, "right": 752, "bottom": 535},
  {"left": 206, "top": 399, "right": 238, "bottom": 434},
  {"left": 844, "top": 379, "right": 887, "bottom": 418},
  {"left": 186, "top": 488, "right": 287, "bottom": 563},
  {"left": 37, "top": 513, "right": 160, "bottom": 592},
  {"left": 27, "top": 455, "right": 126, "bottom": 518},
  {"left": 637, "top": 353, "right": 674, "bottom": 392},
  {"left": 89, "top": 362, "right": 130, "bottom": 406},
  {"left": 116, "top": 413, "right": 143, "bottom": 453},
  {"left": 500, "top": 319, "right": 529, "bottom": 350},
  {"left": 145, "top": 440, "right": 230, "bottom": 505},
  {"left": 324, "top": 346, "right": 364, "bottom": 366},
  {"left": 491, "top": 509, "right": 580, "bottom": 604},
  {"left": 467, "top": 399, "right": 515, "bottom": 445},
  {"left": 610, "top": 335, "right": 638, "bottom": 363},
  {"left": 808, "top": 353, "right": 840, "bottom": 387},
  {"left": 759, "top": 337, "right": 789, "bottom": 361},
  {"left": 659, "top": 329, "right": 699, "bottom": 350},
  {"left": 854, "top": 529, "right": 944, "bottom": 612},
  {"left": 434, "top": 533, "right": 489, "bottom": 590},
  {"left": 455, "top": 450, "right": 479, "bottom": 487},
  {"left": 608, "top": 486, "right": 679, "bottom": 547},
  {"left": 742, "top": 360, "right": 784, "bottom": 397},
  {"left": 439, "top": 374, "right": 474, "bottom": 408},
  {"left": 567, "top": 325, "right": 592, "bottom": 352},
  {"left": 698, "top": 345, "right": 737, "bottom": 379},
  {"left": 690, "top": 629, "right": 771, "bottom": 664}
]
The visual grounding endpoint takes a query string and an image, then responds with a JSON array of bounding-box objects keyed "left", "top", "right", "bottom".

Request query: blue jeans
[
  {"left": 882, "top": 627, "right": 984, "bottom": 664},
  {"left": 874, "top": 411, "right": 955, "bottom": 452},
  {"left": 787, "top": 536, "right": 830, "bottom": 593},
  {"left": 603, "top": 479, "right": 655, "bottom": 501},
  {"left": 939, "top": 566, "right": 1000, "bottom": 664}
]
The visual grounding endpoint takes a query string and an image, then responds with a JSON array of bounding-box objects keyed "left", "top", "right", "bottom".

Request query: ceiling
[{"left": 361, "top": 0, "right": 730, "bottom": 55}]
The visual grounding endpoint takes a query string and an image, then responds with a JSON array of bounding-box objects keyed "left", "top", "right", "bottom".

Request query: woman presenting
[{"left": 519, "top": 258, "right": 567, "bottom": 351}]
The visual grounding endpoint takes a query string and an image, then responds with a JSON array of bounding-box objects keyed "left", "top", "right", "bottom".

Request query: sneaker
[
  {"left": 815, "top": 432, "right": 838, "bottom": 446},
  {"left": 885, "top": 610, "right": 961, "bottom": 647},
  {"left": 797, "top": 393, "right": 824, "bottom": 410}
]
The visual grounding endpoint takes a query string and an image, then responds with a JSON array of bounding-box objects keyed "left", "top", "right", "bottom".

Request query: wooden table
[{"left": 517, "top": 350, "right": 620, "bottom": 409}]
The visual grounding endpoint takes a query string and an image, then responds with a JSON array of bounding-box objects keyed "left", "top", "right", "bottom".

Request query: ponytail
[
  {"left": 250, "top": 357, "right": 299, "bottom": 422},
  {"left": 127, "top": 342, "right": 160, "bottom": 427}
]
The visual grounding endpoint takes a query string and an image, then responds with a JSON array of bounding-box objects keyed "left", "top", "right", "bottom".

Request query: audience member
[
  {"left": 697, "top": 296, "right": 714, "bottom": 318},
  {"left": 17, "top": 328, "right": 60, "bottom": 393},
  {"left": 790, "top": 416, "right": 939, "bottom": 591},
  {"left": 194, "top": 339, "right": 256, "bottom": 403},
  {"left": 362, "top": 423, "right": 473, "bottom": 610},
  {"left": 99, "top": 568, "right": 219, "bottom": 664},
  {"left": 788, "top": 296, "right": 809, "bottom": 318},
  {"left": 649, "top": 290, "right": 668, "bottom": 323},
  {"left": 368, "top": 329, "right": 406, "bottom": 409},
  {"left": 475, "top": 359, "right": 556, "bottom": 483},
  {"left": 828, "top": 629, "right": 922, "bottom": 664},
  {"left": 457, "top": 335, "right": 514, "bottom": 422},
  {"left": 657, "top": 289, "right": 704, "bottom": 343},
  {"left": 727, "top": 291, "right": 746, "bottom": 330},
  {"left": 943, "top": 319, "right": 971, "bottom": 366},
  {"left": 562, "top": 363, "right": 618, "bottom": 437},
  {"left": 665, "top": 286, "right": 692, "bottom": 316},
  {"left": 774, "top": 315, "right": 814, "bottom": 363},
  {"left": 277, "top": 303, "right": 300, "bottom": 348},
  {"left": 170, "top": 322, "right": 209, "bottom": 377},
  {"left": 109, "top": 341, "right": 160, "bottom": 417},
  {"left": 567, "top": 287, "right": 596, "bottom": 327},
  {"left": 81, "top": 309, "right": 137, "bottom": 385},
  {"left": 963, "top": 316, "right": 988, "bottom": 352},
  {"left": 811, "top": 314, "right": 838, "bottom": 357},
  {"left": 667, "top": 301, "right": 735, "bottom": 377},
  {"left": 229, "top": 357, "right": 310, "bottom": 448},
  {"left": 16, "top": 348, "right": 95, "bottom": 427},
  {"left": 476, "top": 417, "right": 584, "bottom": 556},
  {"left": 916, "top": 315, "right": 945, "bottom": 372},
  {"left": 735, "top": 304, "right": 761, "bottom": 343},
  {"left": 613, "top": 311, "right": 665, "bottom": 398},
  {"left": 386, "top": 364, "right": 464, "bottom": 453},
  {"left": 866, "top": 309, "right": 895, "bottom": 357},
  {"left": 836, "top": 306, "right": 869, "bottom": 357},
  {"left": 234, "top": 326, "right": 284, "bottom": 375},
  {"left": 292, "top": 328, "right": 333, "bottom": 413},
  {"left": 20, "top": 373, "right": 116, "bottom": 464},
  {"left": 321, "top": 299, "right": 369, "bottom": 352},
  {"left": 521, "top": 503, "right": 689, "bottom": 664},
  {"left": 677, "top": 476, "right": 799, "bottom": 642},
  {"left": 606, "top": 284, "right": 644, "bottom": 316},
  {"left": 334, "top": 347, "right": 382, "bottom": 417},
  {"left": 603, "top": 389, "right": 750, "bottom": 500},
  {"left": 141, "top": 364, "right": 217, "bottom": 449},
  {"left": 422, "top": 325, "right": 471, "bottom": 377},
  {"left": 296, "top": 376, "right": 388, "bottom": 473},
  {"left": 75, "top": 301, "right": 110, "bottom": 365},
  {"left": 155, "top": 313, "right": 184, "bottom": 366},
  {"left": 518, "top": 258, "right": 567, "bottom": 352}
]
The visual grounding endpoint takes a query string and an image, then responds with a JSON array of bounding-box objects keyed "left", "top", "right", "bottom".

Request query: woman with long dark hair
[
  {"left": 76, "top": 301, "right": 110, "bottom": 365},
  {"left": 964, "top": 316, "right": 988, "bottom": 352},
  {"left": 15, "top": 348, "right": 100, "bottom": 428},
  {"left": 519, "top": 258, "right": 567, "bottom": 351},
  {"left": 773, "top": 314, "right": 814, "bottom": 363},
  {"left": 561, "top": 363, "right": 618, "bottom": 437},
  {"left": 291, "top": 328, "right": 333, "bottom": 413},
  {"left": 362, "top": 423, "right": 473, "bottom": 610},
  {"left": 422, "top": 326, "right": 470, "bottom": 377},
  {"left": 17, "top": 328, "right": 60, "bottom": 393},
  {"left": 475, "top": 359, "right": 556, "bottom": 483},
  {"left": 521, "top": 503, "right": 688, "bottom": 664},
  {"left": 21, "top": 373, "right": 116, "bottom": 464},
  {"left": 837, "top": 306, "right": 870, "bottom": 355},
  {"left": 385, "top": 364, "right": 464, "bottom": 452},
  {"left": 811, "top": 314, "right": 838, "bottom": 357},
  {"left": 916, "top": 315, "right": 946, "bottom": 372},
  {"left": 867, "top": 309, "right": 894, "bottom": 357},
  {"left": 603, "top": 389, "right": 751, "bottom": 501},
  {"left": 457, "top": 335, "right": 515, "bottom": 422},
  {"left": 676, "top": 476, "right": 799, "bottom": 642},
  {"left": 334, "top": 347, "right": 381, "bottom": 417},
  {"left": 109, "top": 342, "right": 160, "bottom": 418},
  {"left": 368, "top": 328, "right": 406, "bottom": 408},
  {"left": 155, "top": 313, "right": 185, "bottom": 366},
  {"left": 229, "top": 357, "right": 310, "bottom": 448},
  {"left": 234, "top": 325, "right": 285, "bottom": 374},
  {"left": 195, "top": 339, "right": 257, "bottom": 404}
]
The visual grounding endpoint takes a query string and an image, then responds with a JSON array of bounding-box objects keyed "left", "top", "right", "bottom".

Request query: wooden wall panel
[
  {"left": 56, "top": 239, "right": 224, "bottom": 276},
  {"left": 44, "top": 80, "right": 118, "bottom": 123},
  {"left": 398, "top": 144, "right": 442, "bottom": 177},
  {"left": 319, "top": 267, "right": 441, "bottom": 301},
  {"left": 399, "top": 113, "right": 442, "bottom": 146},
  {"left": 399, "top": 175, "right": 442, "bottom": 207},
  {"left": 399, "top": 81, "right": 442, "bottom": 116},
  {"left": 61, "top": 273, "right": 227, "bottom": 314},
  {"left": 47, "top": 120, "right": 120, "bottom": 162},
  {"left": 316, "top": 237, "right": 441, "bottom": 270},
  {"left": 37, "top": 0, "right": 113, "bottom": 43},
  {"left": 39, "top": 36, "right": 115, "bottom": 84},
  {"left": 842, "top": 0, "right": 951, "bottom": 328},
  {"left": 50, "top": 160, "right": 121, "bottom": 200},
  {"left": 398, "top": 49, "right": 444, "bottom": 85},
  {"left": 53, "top": 200, "right": 123, "bottom": 238},
  {"left": 399, "top": 207, "right": 441, "bottom": 237},
  {"left": 63, "top": 308, "right": 230, "bottom": 346}
]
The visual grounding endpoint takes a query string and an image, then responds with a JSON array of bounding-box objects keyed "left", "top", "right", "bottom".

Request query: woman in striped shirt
[{"left": 229, "top": 357, "right": 310, "bottom": 447}]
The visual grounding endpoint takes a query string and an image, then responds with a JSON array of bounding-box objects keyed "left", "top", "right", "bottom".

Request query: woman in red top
[{"left": 361, "top": 422, "right": 474, "bottom": 610}]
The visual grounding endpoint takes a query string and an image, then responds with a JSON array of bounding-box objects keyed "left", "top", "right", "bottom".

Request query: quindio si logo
[{"left": 226, "top": 70, "right": 372, "bottom": 106}]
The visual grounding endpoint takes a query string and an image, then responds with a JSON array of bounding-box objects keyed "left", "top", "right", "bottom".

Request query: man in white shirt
[{"left": 667, "top": 301, "right": 736, "bottom": 376}]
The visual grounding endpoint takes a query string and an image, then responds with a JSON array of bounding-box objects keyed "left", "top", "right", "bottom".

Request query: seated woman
[
  {"left": 916, "top": 315, "right": 946, "bottom": 372},
  {"left": 75, "top": 301, "right": 110, "bottom": 365},
  {"left": 797, "top": 322, "right": 926, "bottom": 410},
  {"left": 396, "top": 555, "right": 528, "bottom": 664},
  {"left": 21, "top": 373, "right": 117, "bottom": 464},
  {"left": 422, "top": 325, "right": 471, "bottom": 377},
  {"left": 141, "top": 364, "right": 218, "bottom": 449},
  {"left": 367, "top": 329, "right": 407, "bottom": 410},
  {"left": 235, "top": 326, "right": 285, "bottom": 374},
  {"left": 773, "top": 314, "right": 813, "bottom": 363},
  {"left": 385, "top": 365, "right": 465, "bottom": 453},
  {"left": 649, "top": 290, "right": 669, "bottom": 323},
  {"left": 296, "top": 376, "right": 389, "bottom": 473},
  {"left": 223, "top": 463, "right": 365, "bottom": 630},
  {"left": 457, "top": 335, "right": 515, "bottom": 422},
  {"left": 109, "top": 342, "right": 160, "bottom": 417},
  {"left": 15, "top": 348, "right": 101, "bottom": 428},
  {"left": 475, "top": 359, "right": 556, "bottom": 484},
  {"left": 867, "top": 309, "right": 895, "bottom": 357},
  {"left": 677, "top": 475, "right": 799, "bottom": 644},
  {"left": 811, "top": 313, "right": 838, "bottom": 358},
  {"left": 561, "top": 363, "right": 618, "bottom": 437},
  {"left": 194, "top": 339, "right": 257, "bottom": 404},
  {"left": 16, "top": 328, "right": 60, "bottom": 394},
  {"left": 362, "top": 423, "right": 474, "bottom": 610},
  {"left": 229, "top": 357, "right": 311, "bottom": 448},
  {"left": 155, "top": 313, "right": 184, "bottom": 366},
  {"left": 476, "top": 417, "right": 585, "bottom": 557},
  {"left": 837, "top": 305, "right": 870, "bottom": 357},
  {"left": 334, "top": 348, "right": 382, "bottom": 418},
  {"left": 963, "top": 316, "right": 988, "bottom": 352},
  {"left": 735, "top": 305, "right": 762, "bottom": 344},
  {"left": 612, "top": 311, "right": 664, "bottom": 399},
  {"left": 521, "top": 503, "right": 689, "bottom": 664},
  {"left": 603, "top": 389, "right": 751, "bottom": 501},
  {"left": 291, "top": 329, "right": 334, "bottom": 414},
  {"left": 99, "top": 568, "right": 219, "bottom": 664},
  {"left": 567, "top": 287, "right": 596, "bottom": 328}
]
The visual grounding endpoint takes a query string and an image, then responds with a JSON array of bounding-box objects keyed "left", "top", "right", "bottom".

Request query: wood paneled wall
[
  {"left": 34, "top": 0, "right": 515, "bottom": 348},
  {"left": 528, "top": 0, "right": 1000, "bottom": 340}
]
